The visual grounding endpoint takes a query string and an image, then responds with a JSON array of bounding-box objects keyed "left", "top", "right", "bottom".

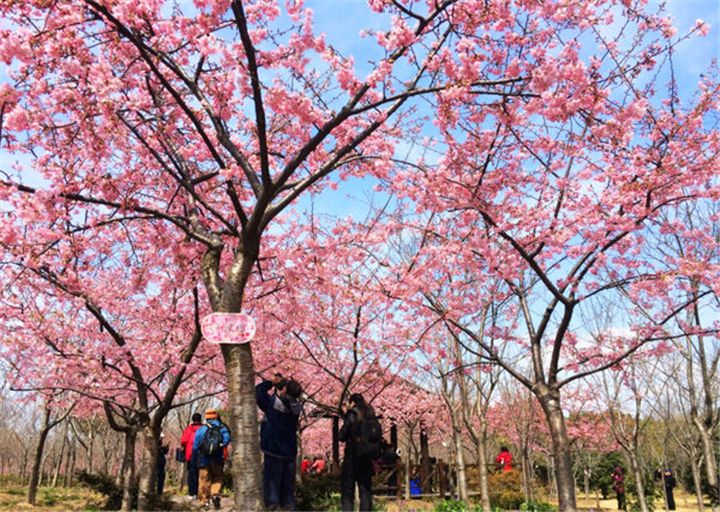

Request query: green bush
[
  {"left": 435, "top": 499, "right": 468, "bottom": 512},
  {"left": 41, "top": 488, "right": 59, "bottom": 507},
  {"left": 296, "top": 471, "right": 341, "bottom": 511},
  {"left": 488, "top": 470, "right": 525, "bottom": 510}
]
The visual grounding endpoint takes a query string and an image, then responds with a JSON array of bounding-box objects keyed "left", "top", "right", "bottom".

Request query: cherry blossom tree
[
  {"left": 0, "top": 0, "right": 512, "bottom": 505},
  {"left": 0, "top": 239, "right": 216, "bottom": 509},
  {"left": 378, "top": 3, "right": 720, "bottom": 509}
]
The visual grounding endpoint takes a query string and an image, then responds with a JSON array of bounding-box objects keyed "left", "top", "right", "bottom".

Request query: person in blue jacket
[
  {"left": 192, "top": 410, "right": 231, "bottom": 510},
  {"left": 256, "top": 373, "right": 303, "bottom": 510}
]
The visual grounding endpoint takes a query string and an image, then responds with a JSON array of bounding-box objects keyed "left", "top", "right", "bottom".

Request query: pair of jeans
[
  {"left": 263, "top": 453, "right": 296, "bottom": 510},
  {"left": 187, "top": 457, "right": 199, "bottom": 496},
  {"left": 341, "top": 458, "right": 373, "bottom": 512}
]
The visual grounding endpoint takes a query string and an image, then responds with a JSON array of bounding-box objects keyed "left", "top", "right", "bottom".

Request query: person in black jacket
[
  {"left": 256, "top": 373, "right": 303, "bottom": 510},
  {"left": 339, "top": 393, "right": 376, "bottom": 512},
  {"left": 663, "top": 469, "right": 676, "bottom": 510}
]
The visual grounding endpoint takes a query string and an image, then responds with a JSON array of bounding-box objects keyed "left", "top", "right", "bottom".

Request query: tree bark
[
  {"left": 583, "top": 466, "right": 591, "bottom": 500},
  {"left": 120, "top": 429, "right": 138, "bottom": 512},
  {"left": 420, "top": 429, "right": 431, "bottom": 495},
  {"left": 476, "top": 423, "right": 491, "bottom": 512},
  {"left": 27, "top": 409, "right": 51, "bottom": 505},
  {"left": 538, "top": 390, "right": 577, "bottom": 512},
  {"left": 697, "top": 426, "right": 720, "bottom": 512},
  {"left": 691, "top": 456, "right": 705, "bottom": 512},
  {"left": 451, "top": 418, "right": 468, "bottom": 501},
  {"left": 223, "top": 342, "right": 263, "bottom": 511},
  {"left": 404, "top": 428, "right": 412, "bottom": 500},
  {"left": 627, "top": 452, "right": 649, "bottom": 512},
  {"left": 137, "top": 427, "right": 160, "bottom": 510},
  {"left": 51, "top": 422, "right": 69, "bottom": 488}
]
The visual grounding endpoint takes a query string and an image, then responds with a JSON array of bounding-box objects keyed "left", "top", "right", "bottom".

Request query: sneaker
[{"left": 212, "top": 495, "right": 221, "bottom": 510}]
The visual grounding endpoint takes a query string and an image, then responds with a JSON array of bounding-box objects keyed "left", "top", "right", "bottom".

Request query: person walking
[
  {"left": 192, "top": 410, "right": 231, "bottom": 510},
  {"left": 180, "top": 413, "right": 204, "bottom": 498},
  {"left": 339, "top": 393, "right": 383, "bottom": 512},
  {"left": 612, "top": 466, "right": 627, "bottom": 511},
  {"left": 256, "top": 373, "right": 303, "bottom": 510}
]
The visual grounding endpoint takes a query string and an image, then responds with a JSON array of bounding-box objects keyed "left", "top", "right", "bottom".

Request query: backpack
[
  {"left": 354, "top": 415, "right": 383, "bottom": 461},
  {"left": 199, "top": 423, "right": 225, "bottom": 457}
]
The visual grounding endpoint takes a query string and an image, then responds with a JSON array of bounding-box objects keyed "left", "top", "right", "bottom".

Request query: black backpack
[
  {"left": 354, "top": 415, "right": 383, "bottom": 461},
  {"left": 199, "top": 423, "right": 225, "bottom": 457}
]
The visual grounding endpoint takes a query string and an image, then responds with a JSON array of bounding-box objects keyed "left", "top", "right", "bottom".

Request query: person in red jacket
[
  {"left": 180, "top": 413, "right": 203, "bottom": 497},
  {"left": 495, "top": 446, "right": 513, "bottom": 472}
]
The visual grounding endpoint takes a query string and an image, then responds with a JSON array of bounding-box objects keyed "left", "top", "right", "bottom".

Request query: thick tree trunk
[
  {"left": 476, "top": 424, "right": 491, "bottom": 512},
  {"left": 137, "top": 428, "right": 160, "bottom": 510},
  {"left": 27, "top": 426, "right": 50, "bottom": 505},
  {"left": 223, "top": 343, "right": 263, "bottom": 511},
  {"left": 121, "top": 429, "right": 138, "bottom": 512},
  {"left": 539, "top": 391, "right": 577, "bottom": 512}
]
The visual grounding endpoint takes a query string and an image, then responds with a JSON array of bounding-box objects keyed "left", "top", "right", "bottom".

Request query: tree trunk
[
  {"left": 697, "top": 425, "right": 720, "bottom": 512},
  {"left": 476, "top": 424, "right": 491, "bottom": 512},
  {"left": 51, "top": 424, "right": 69, "bottom": 488},
  {"left": 451, "top": 420, "right": 468, "bottom": 501},
  {"left": 420, "top": 429, "right": 431, "bottom": 495},
  {"left": 520, "top": 446, "right": 533, "bottom": 501},
  {"left": 137, "top": 428, "right": 160, "bottom": 510},
  {"left": 332, "top": 416, "right": 340, "bottom": 473},
  {"left": 692, "top": 457, "right": 706, "bottom": 512},
  {"left": 64, "top": 443, "right": 76, "bottom": 487},
  {"left": 539, "top": 391, "right": 577, "bottom": 512},
  {"left": 628, "top": 453, "right": 649, "bottom": 512},
  {"left": 404, "top": 428, "right": 411, "bottom": 500},
  {"left": 223, "top": 343, "right": 263, "bottom": 511},
  {"left": 121, "top": 429, "right": 138, "bottom": 512},
  {"left": 583, "top": 466, "right": 591, "bottom": 500},
  {"left": 87, "top": 424, "right": 95, "bottom": 474},
  {"left": 27, "top": 424, "right": 50, "bottom": 505}
]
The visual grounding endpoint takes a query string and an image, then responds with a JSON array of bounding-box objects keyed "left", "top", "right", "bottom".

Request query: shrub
[
  {"left": 488, "top": 470, "right": 524, "bottom": 510},
  {"left": 41, "top": 488, "right": 59, "bottom": 507},
  {"left": 296, "top": 471, "right": 341, "bottom": 511},
  {"left": 519, "top": 501, "right": 557, "bottom": 512},
  {"left": 435, "top": 499, "right": 468, "bottom": 512}
]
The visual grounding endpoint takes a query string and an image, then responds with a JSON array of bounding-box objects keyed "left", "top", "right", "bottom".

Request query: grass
[
  {"left": 0, "top": 484, "right": 105, "bottom": 511},
  {"left": 560, "top": 489, "right": 710, "bottom": 511}
]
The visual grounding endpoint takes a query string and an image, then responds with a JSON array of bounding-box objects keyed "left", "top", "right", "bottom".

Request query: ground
[
  {"left": 0, "top": 485, "right": 105, "bottom": 511},
  {"left": 0, "top": 484, "right": 711, "bottom": 511}
]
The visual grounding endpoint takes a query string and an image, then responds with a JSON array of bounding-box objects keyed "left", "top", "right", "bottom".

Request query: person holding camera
[{"left": 256, "top": 373, "right": 303, "bottom": 510}]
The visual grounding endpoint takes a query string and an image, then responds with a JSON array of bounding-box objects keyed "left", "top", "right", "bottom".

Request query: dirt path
[{"left": 166, "top": 494, "right": 235, "bottom": 511}]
